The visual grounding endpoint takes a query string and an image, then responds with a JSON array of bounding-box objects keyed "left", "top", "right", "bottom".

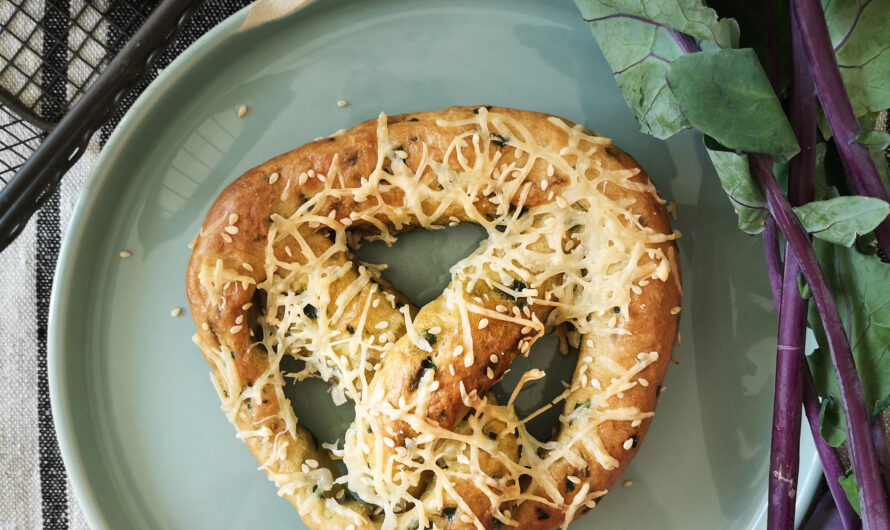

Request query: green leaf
[
  {"left": 808, "top": 240, "right": 890, "bottom": 418},
  {"left": 666, "top": 49, "right": 800, "bottom": 162},
  {"left": 823, "top": 0, "right": 890, "bottom": 122},
  {"left": 793, "top": 196, "right": 890, "bottom": 246},
  {"left": 575, "top": 1, "right": 739, "bottom": 139},
  {"left": 706, "top": 0, "right": 791, "bottom": 92},
  {"left": 839, "top": 472, "right": 862, "bottom": 515},
  {"left": 817, "top": 395, "right": 846, "bottom": 447},
  {"left": 853, "top": 130, "right": 890, "bottom": 152},
  {"left": 703, "top": 136, "right": 768, "bottom": 233},
  {"left": 600, "top": 0, "right": 740, "bottom": 48}
]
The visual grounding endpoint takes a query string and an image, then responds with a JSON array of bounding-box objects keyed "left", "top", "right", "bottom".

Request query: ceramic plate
[{"left": 50, "top": 0, "right": 819, "bottom": 528}]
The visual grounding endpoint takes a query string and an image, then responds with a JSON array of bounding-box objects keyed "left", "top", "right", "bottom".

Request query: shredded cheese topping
[{"left": 199, "top": 108, "right": 677, "bottom": 529}]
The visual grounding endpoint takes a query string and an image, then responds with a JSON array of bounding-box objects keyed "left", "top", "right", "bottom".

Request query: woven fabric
[{"left": 0, "top": 2, "right": 252, "bottom": 528}]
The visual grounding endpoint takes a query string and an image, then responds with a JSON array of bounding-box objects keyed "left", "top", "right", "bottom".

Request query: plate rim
[
  {"left": 48, "top": 5, "right": 256, "bottom": 529},
  {"left": 47, "top": 1, "right": 823, "bottom": 528}
]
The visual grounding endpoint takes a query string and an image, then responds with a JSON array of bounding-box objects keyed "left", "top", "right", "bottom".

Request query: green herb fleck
[
  {"left": 490, "top": 133, "right": 509, "bottom": 147},
  {"left": 565, "top": 478, "right": 575, "bottom": 492},
  {"left": 304, "top": 304, "right": 317, "bottom": 319},
  {"left": 422, "top": 330, "right": 437, "bottom": 346},
  {"left": 347, "top": 325, "right": 355, "bottom": 334},
  {"left": 443, "top": 507, "right": 457, "bottom": 520}
]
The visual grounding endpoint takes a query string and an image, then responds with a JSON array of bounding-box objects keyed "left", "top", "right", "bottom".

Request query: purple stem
[
  {"left": 791, "top": 0, "right": 890, "bottom": 258},
  {"left": 751, "top": 153, "right": 890, "bottom": 529},
  {"left": 872, "top": 417, "right": 890, "bottom": 497},
  {"left": 769, "top": 18, "right": 815, "bottom": 525},
  {"left": 763, "top": 217, "right": 784, "bottom": 305},
  {"left": 668, "top": 28, "right": 701, "bottom": 55},
  {"left": 803, "top": 371, "right": 863, "bottom": 530}
]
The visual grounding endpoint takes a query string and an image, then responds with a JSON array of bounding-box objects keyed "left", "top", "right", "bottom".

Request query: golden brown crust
[{"left": 186, "top": 106, "right": 681, "bottom": 529}]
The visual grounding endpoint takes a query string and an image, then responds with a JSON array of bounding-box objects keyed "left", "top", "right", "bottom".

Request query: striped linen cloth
[{"left": 0, "top": 1, "right": 252, "bottom": 528}]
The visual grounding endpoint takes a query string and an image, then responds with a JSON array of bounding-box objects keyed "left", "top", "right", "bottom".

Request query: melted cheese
[{"left": 212, "top": 108, "right": 677, "bottom": 529}]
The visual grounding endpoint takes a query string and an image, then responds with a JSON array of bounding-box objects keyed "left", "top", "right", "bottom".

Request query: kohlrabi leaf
[
  {"left": 793, "top": 196, "right": 890, "bottom": 246},
  {"left": 703, "top": 136, "right": 768, "bottom": 233},
  {"left": 666, "top": 49, "right": 800, "bottom": 162},
  {"left": 808, "top": 240, "right": 890, "bottom": 419},
  {"left": 817, "top": 395, "right": 847, "bottom": 447},
  {"left": 839, "top": 471, "right": 863, "bottom": 515},
  {"left": 600, "top": 0, "right": 740, "bottom": 48},
  {"left": 575, "top": 1, "right": 738, "bottom": 139},
  {"left": 823, "top": 0, "right": 890, "bottom": 122},
  {"left": 853, "top": 130, "right": 890, "bottom": 152},
  {"left": 706, "top": 0, "right": 792, "bottom": 91}
]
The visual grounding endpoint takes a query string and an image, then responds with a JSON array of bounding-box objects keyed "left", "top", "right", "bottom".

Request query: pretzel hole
[{"left": 354, "top": 222, "right": 486, "bottom": 307}]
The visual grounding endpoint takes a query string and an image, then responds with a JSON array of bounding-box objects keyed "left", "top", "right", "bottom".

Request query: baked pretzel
[{"left": 186, "top": 106, "right": 681, "bottom": 529}]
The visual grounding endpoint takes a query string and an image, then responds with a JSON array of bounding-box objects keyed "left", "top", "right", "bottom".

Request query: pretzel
[{"left": 186, "top": 106, "right": 681, "bottom": 529}]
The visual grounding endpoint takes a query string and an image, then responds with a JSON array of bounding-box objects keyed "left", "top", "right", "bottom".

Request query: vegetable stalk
[
  {"left": 790, "top": 0, "right": 890, "bottom": 258},
  {"left": 768, "top": 17, "right": 814, "bottom": 524},
  {"left": 803, "top": 370, "right": 862, "bottom": 530},
  {"left": 751, "top": 153, "right": 890, "bottom": 529}
]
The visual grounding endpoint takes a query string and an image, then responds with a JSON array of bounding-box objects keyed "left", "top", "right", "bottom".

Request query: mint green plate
[{"left": 49, "top": 0, "right": 819, "bottom": 528}]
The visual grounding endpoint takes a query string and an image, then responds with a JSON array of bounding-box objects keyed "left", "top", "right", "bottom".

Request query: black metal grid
[{"left": 0, "top": 0, "right": 159, "bottom": 185}]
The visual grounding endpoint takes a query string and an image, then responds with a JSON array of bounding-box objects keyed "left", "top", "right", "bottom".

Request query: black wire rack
[{"left": 0, "top": 0, "right": 162, "bottom": 187}]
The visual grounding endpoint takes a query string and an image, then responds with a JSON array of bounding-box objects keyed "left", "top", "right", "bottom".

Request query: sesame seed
[
  {"left": 242, "top": 262, "right": 254, "bottom": 272},
  {"left": 546, "top": 164, "right": 555, "bottom": 177},
  {"left": 298, "top": 172, "right": 308, "bottom": 186},
  {"left": 378, "top": 333, "right": 387, "bottom": 343},
  {"left": 631, "top": 419, "right": 642, "bottom": 427},
  {"left": 301, "top": 464, "right": 309, "bottom": 473},
  {"left": 201, "top": 322, "right": 209, "bottom": 330},
  {"left": 429, "top": 326, "right": 441, "bottom": 334},
  {"left": 670, "top": 306, "right": 682, "bottom": 315},
  {"left": 541, "top": 179, "right": 549, "bottom": 191},
  {"left": 372, "top": 298, "right": 380, "bottom": 308},
  {"left": 521, "top": 326, "right": 532, "bottom": 334},
  {"left": 478, "top": 318, "right": 489, "bottom": 330},
  {"left": 448, "top": 365, "right": 455, "bottom": 376},
  {"left": 170, "top": 307, "right": 182, "bottom": 317},
  {"left": 395, "top": 150, "right": 408, "bottom": 159},
  {"left": 591, "top": 378, "right": 601, "bottom": 390},
  {"left": 429, "top": 381, "right": 440, "bottom": 391},
  {"left": 337, "top": 99, "right": 348, "bottom": 107},
  {"left": 119, "top": 250, "right": 132, "bottom": 258},
  {"left": 486, "top": 367, "right": 494, "bottom": 379},
  {"left": 308, "top": 169, "right": 316, "bottom": 178},
  {"left": 268, "top": 172, "right": 279, "bottom": 184},
  {"left": 585, "top": 339, "right": 593, "bottom": 347},
  {"left": 490, "top": 354, "right": 499, "bottom": 364},
  {"left": 623, "top": 438, "right": 634, "bottom": 450},
  {"left": 242, "top": 303, "right": 252, "bottom": 310},
  {"left": 567, "top": 475, "right": 581, "bottom": 484},
  {"left": 230, "top": 325, "right": 243, "bottom": 334},
  {"left": 495, "top": 304, "right": 507, "bottom": 313},
  {"left": 453, "top": 345, "right": 464, "bottom": 357},
  {"left": 235, "top": 315, "right": 244, "bottom": 325},
  {"left": 639, "top": 378, "right": 649, "bottom": 387},
  {"left": 224, "top": 225, "right": 238, "bottom": 235},
  {"left": 318, "top": 173, "right": 327, "bottom": 182},
  {"left": 340, "top": 218, "right": 353, "bottom": 226},
  {"left": 336, "top": 490, "right": 345, "bottom": 499},
  {"left": 622, "top": 480, "right": 633, "bottom": 488},
  {"left": 384, "top": 437, "right": 395, "bottom": 448},
  {"left": 236, "top": 104, "right": 247, "bottom": 118},
  {"left": 556, "top": 196, "right": 567, "bottom": 208},
  {"left": 306, "top": 459, "right": 318, "bottom": 468},
  {"left": 582, "top": 356, "right": 593, "bottom": 364},
  {"left": 375, "top": 321, "right": 389, "bottom": 329}
]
